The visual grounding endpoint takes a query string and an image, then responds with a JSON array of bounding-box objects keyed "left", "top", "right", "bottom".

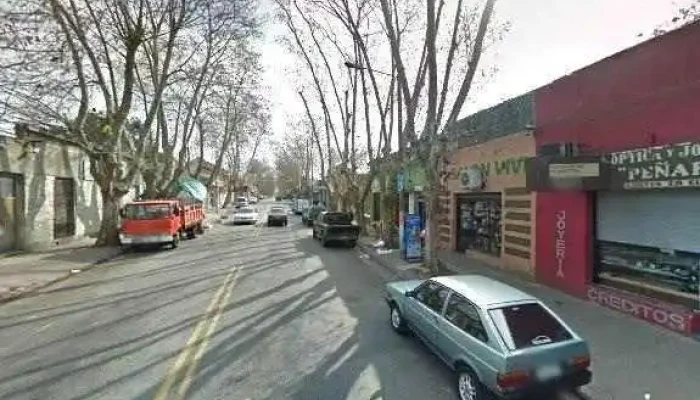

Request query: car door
[
  {"left": 436, "top": 293, "right": 501, "bottom": 380},
  {"left": 404, "top": 281, "right": 450, "bottom": 345}
]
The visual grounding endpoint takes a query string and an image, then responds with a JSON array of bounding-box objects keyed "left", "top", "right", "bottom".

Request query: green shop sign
[
  {"left": 399, "top": 164, "right": 427, "bottom": 192},
  {"left": 459, "top": 156, "right": 528, "bottom": 178}
]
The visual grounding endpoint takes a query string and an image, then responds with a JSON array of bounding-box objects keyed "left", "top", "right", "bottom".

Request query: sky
[{"left": 259, "top": 0, "right": 694, "bottom": 150}]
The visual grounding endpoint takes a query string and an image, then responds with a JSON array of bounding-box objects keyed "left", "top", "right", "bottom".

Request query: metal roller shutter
[{"left": 596, "top": 190, "right": 700, "bottom": 253}]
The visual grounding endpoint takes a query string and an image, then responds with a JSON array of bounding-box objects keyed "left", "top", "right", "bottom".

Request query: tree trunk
[
  {"left": 424, "top": 151, "right": 441, "bottom": 272},
  {"left": 96, "top": 190, "right": 123, "bottom": 247}
]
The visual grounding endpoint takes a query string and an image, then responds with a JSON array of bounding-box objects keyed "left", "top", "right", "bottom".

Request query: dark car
[
  {"left": 312, "top": 211, "right": 360, "bottom": 247},
  {"left": 267, "top": 206, "right": 288, "bottom": 227}
]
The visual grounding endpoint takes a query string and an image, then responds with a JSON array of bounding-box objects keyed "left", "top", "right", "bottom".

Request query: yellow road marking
[
  {"left": 175, "top": 267, "right": 239, "bottom": 400},
  {"left": 153, "top": 266, "right": 237, "bottom": 400}
]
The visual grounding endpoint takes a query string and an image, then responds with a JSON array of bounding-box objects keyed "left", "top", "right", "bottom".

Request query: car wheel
[
  {"left": 321, "top": 237, "right": 329, "bottom": 247},
  {"left": 348, "top": 240, "right": 357, "bottom": 248},
  {"left": 171, "top": 235, "right": 180, "bottom": 249},
  {"left": 457, "top": 367, "right": 484, "bottom": 400},
  {"left": 389, "top": 304, "right": 408, "bottom": 334}
]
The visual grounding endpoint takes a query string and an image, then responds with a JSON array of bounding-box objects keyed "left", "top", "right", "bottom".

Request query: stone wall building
[{"left": 0, "top": 136, "right": 139, "bottom": 252}]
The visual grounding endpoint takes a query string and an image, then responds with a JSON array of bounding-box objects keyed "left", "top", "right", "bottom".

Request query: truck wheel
[
  {"left": 171, "top": 235, "right": 180, "bottom": 249},
  {"left": 186, "top": 229, "right": 196, "bottom": 239},
  {"left": 196, "top": 223, "right": 205, "bottom": 234}
]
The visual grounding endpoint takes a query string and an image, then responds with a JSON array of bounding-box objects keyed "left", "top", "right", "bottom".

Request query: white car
[{"left": 232, "top": 206, "right": 259, "bottom": 225}]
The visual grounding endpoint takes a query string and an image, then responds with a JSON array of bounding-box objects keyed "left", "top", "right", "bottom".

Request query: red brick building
[{"left": 529, "top": 22, "right": 700, "bottom": 336}]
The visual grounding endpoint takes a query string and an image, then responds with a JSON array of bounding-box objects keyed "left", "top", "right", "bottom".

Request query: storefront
[
  {"left": 528, "top": 21, "right": 700, "bottom": 337},
  {"left": 442, "top": 132, "right": 536, "bottom": 275},
  {"left": 528, "top": 142, "right": 700, "bottom": 336}
]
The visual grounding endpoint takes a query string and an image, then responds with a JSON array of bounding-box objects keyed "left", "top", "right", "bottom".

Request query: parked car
[
  {"left": 303, "top": 205, "right": 325, "bottom": 227},
  {"left": 120, "top": 199, "right": 205, "bottom": 249},
  {"left": 293, "top": 198, "right": 309, "bottom": 215},
  {"left": 234, "top": 196, "right": 248, "bottom": 209},
  {"left": 384, "top": 275, "right": 592, "bottom": 400},
  {"left": 249, "top": 196, "right": 258, "bottom": 204},
  {"left": 267, "top": 206, "right": 288, "bottom": 227},
  {"left": 312, "top": 211, "right": 360, "bottom": 247},
  {"left": 231, "top": 206, "right": 259, "bottom": 225}
]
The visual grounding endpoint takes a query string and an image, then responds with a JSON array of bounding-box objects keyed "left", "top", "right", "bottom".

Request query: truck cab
[{"left": 119, "top": 199, "right": 205, "bottom": 249}]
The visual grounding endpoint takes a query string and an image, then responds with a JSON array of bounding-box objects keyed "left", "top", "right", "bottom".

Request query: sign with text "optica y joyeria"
[{"left": 608, "top": 142, "right": 700, "bottom": 190}]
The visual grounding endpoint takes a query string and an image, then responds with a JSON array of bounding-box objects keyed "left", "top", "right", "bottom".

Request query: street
[
  {"left": 0, "top": 202, "right": 462, "bottom": 400},
  {"left": 0, "top": 201, "right": 693, "bottom": 400}
]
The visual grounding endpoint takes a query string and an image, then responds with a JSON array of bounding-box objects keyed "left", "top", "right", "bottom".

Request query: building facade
[
  {"left": 529, "top": 22, "right": 700, "bottom": 336},
  {"left": 440, "top": 132, "right": 536, "bottom": 275},
  {"left": 0, "top": 137, "right": 139, "bottom": 252}
]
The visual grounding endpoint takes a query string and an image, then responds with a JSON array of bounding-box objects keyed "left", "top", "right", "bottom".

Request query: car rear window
[
  {"left": 488, "top": 303, "right": 573, "bottom": 351},
  {"left": 270, "top": 207, "right": 285, "bottom": 214},
  {"left": 237, "top": 207, "right": 255, "bottom": 213},
  {"left": 324, "top": 213, "right": 352, "bottom": 224}
]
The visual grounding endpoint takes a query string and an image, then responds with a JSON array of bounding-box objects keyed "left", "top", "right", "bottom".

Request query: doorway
[{"left": 53, "top": 177, "right": 76, "bottom": 239}]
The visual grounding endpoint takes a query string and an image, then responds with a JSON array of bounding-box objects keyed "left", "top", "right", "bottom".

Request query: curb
[
  {"left": 0, "top": 247, "right": 125, "bottom": 305},
  {"left": 357, "top": 242, "right": 425, "bottom": 281}
]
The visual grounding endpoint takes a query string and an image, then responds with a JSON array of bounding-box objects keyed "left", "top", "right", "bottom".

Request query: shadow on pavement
[{"left": 0, "top": 226, "right": 312, "bottom": 400}]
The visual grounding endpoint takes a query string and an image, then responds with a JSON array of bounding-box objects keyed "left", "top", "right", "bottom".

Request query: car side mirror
[
  {"left": 405, "top": 290, "right": 415, "bottom": 298},
  {"left": 118, "top": 208, "right": 125, "bottom": 218}
]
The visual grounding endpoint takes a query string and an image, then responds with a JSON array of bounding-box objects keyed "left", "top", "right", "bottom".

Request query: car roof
[{"left": 432, "top": 275, "right": 536, "bottom": 307}]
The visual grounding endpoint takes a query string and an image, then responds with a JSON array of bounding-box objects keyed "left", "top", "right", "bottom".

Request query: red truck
[{"left": 119, "top": 199, "right": 206, "bottom": 249}]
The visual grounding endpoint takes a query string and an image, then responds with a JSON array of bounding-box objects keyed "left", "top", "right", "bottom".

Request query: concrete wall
[
  {"left": 441, "top": 132, "right": 536, "bottom": 275},
  {"left": 0, "top": 139, "right": 137, "bottom": 251}
]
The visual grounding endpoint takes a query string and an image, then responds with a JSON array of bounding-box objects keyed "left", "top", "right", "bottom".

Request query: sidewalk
[
  {"left": 357, "top": 239, "right": 700, "bottom": 400},
  {"left": 0, "top": 239, "right": 123, "bottom": 302}
]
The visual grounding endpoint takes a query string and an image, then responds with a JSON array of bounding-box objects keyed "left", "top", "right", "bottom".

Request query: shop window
[
  {"left": 596, "top": 241, "right": 699, "bottom": 301},
  {"left": 456, "top": 194, "right": 502, "bottom": 256}
]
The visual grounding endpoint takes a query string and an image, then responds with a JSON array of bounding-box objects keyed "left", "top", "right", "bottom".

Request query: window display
[
  {"left": 596, "top": 240, "right": 700, "bottom": 299},
  {"left": 456, "top": 195, "right": 502, "bottom": 256}
]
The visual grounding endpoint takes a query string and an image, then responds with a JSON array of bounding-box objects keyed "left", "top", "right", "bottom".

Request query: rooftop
[{"left": 433, "top": 275, "right": 536, "bottom": 307}]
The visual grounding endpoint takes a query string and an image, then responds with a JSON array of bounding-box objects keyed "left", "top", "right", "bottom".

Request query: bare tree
[
  {"left": 377, "top": 0, "right": 499, "bottom": 268},
  {"left": 0, "top": 0, "right": 261, "bottom": 245}
]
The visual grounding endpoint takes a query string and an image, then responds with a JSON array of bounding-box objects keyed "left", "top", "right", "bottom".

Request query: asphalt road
[{"left": 0, "top": 201, "right": 581, "bottom": 400}]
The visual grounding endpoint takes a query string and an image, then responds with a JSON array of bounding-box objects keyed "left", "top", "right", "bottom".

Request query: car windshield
[
  {"left": 237, "top": 207, "right": 255, "bottom": 214},
  {"left": 270, "top": 207, "right": 285, "bottom": 215},
  {"left": 123, "top": 204, "right": 172, "bottom": 220},
  {"left": 488, "top": 302, "right": 573, "bottom": 351}
]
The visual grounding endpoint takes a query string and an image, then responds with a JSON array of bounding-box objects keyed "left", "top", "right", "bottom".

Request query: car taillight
[
  {"left": 570, "top": 355, "right": 590, "bottom": 370},
  {"left": 497, "top": 370, "right": 532, "bottom": 391}
]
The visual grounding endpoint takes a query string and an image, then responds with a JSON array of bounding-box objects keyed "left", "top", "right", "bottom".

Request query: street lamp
[{"left": 344, "top": 61, "right": 392, "bottom": 77}]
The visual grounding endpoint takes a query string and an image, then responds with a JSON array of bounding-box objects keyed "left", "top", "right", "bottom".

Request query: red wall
[
  {"left": 536, "top": 21, "right": 700, "bottom": 152},
  {"left": 534, "top": 22, "right": 700, "bottom": 294}
]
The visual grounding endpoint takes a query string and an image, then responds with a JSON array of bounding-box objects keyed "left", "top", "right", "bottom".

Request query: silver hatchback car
[{"left": 385, "top": 275, "right": 592, "bottom": 400}]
